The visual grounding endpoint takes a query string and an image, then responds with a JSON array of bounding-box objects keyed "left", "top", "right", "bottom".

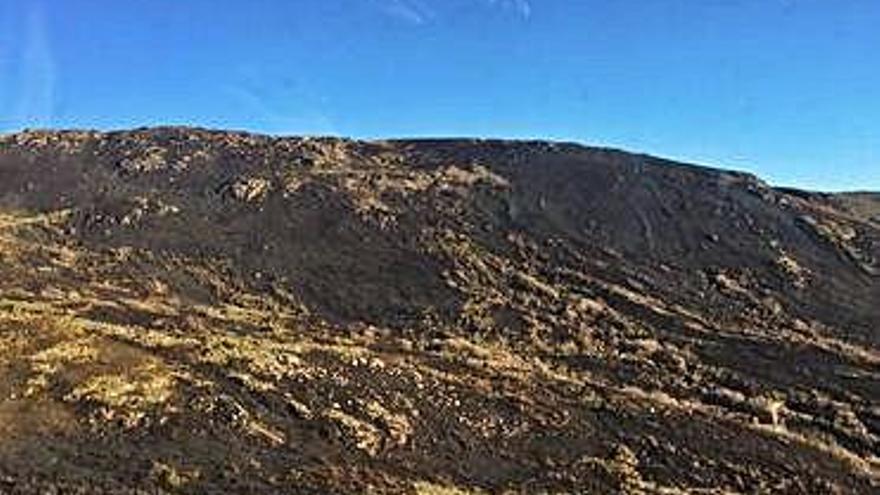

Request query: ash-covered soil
[{"left": 0, "top": 127, "right": 877, "bottom": 494}]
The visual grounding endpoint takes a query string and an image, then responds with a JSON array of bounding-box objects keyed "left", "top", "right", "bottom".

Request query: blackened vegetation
[{"left": 0, "top": 128, "right": 877, "bottom": 494}]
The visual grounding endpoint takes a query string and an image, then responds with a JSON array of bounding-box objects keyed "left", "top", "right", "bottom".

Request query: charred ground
[{"left": 0, "top": 127, "right": 877, "bottom": 494}]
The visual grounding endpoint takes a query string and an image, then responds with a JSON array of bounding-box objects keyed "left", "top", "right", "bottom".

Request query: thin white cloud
[
  {"left": 375, "top": 0, "right": 436, "bottom": 25},
  {"left": 371, "top": 0, "right": 531, "bottom": 25},
  {"left": 512, "top": 0, "right": 532, "bottom": 19},
  {"left": 485, "top": 0, "right": 532, "bottom": 19},
  {"left": 15, "top": 1, "right": 56, "bottom": 128}
]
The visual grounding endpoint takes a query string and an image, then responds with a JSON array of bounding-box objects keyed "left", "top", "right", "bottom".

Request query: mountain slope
[{"left": 0, "top": 128, "right": 877, "bottom": 494}]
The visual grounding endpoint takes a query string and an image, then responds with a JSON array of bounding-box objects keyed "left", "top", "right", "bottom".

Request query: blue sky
[{"left": 0, "top": 1, "right": 877, "bottom": 191}]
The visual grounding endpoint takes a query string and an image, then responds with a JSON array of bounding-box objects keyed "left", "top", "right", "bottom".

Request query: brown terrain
[{"left": 0, "top": 127, "right": 877, "bottom": 494}]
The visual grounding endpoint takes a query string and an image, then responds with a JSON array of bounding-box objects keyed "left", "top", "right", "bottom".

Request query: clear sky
[{"left": 1, "top": 1, "right": 877, "bottom": 191}]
